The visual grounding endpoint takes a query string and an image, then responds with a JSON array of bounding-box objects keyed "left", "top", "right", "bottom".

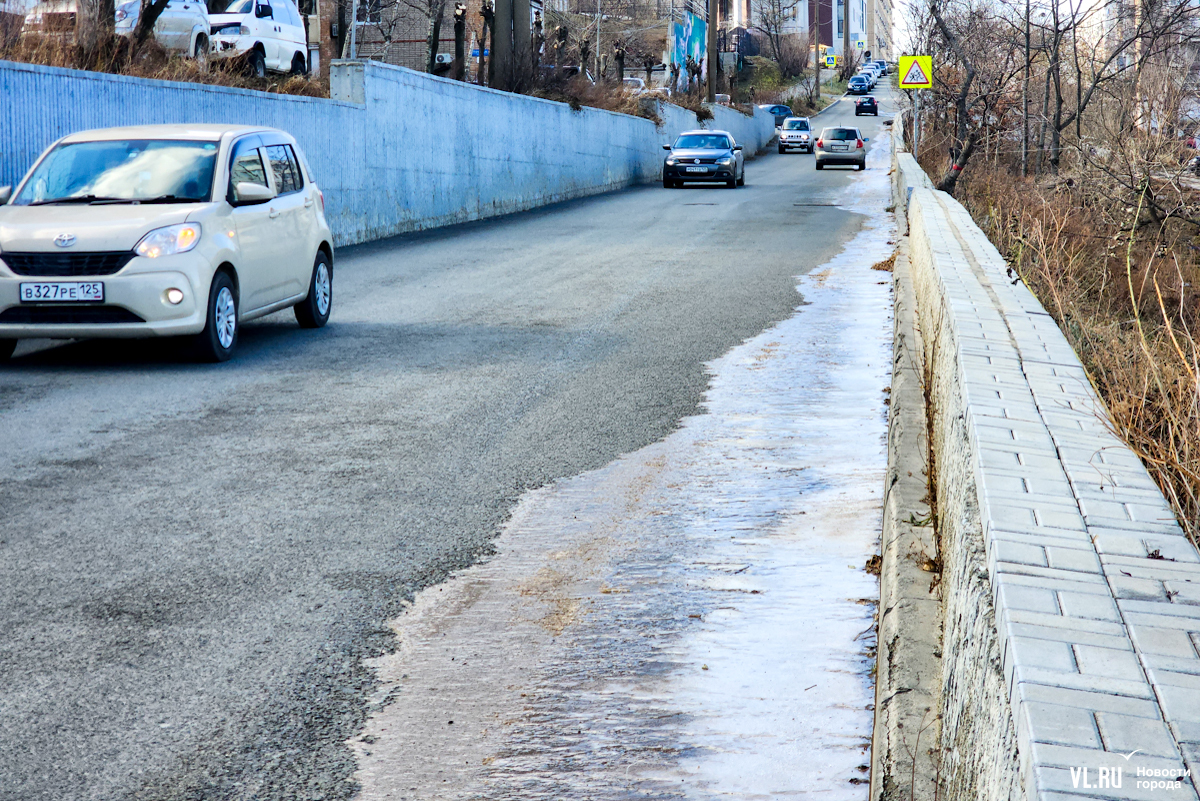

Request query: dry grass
[
  {"left": 2, "top": 34, "right": 329, "bottom": 97},
  {"left": 918, "top": 137, "right": 1200, "bottom": 549}
]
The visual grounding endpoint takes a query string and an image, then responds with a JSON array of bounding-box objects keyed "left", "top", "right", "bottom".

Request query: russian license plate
[
  {"left": 20, "top": 282, "right": 104, "bottom": 302},
  {"left": 831, "top": 145, "right": 849, "bottom": 151},
  {"left": 686, "top": 166, "right": 709, "bottom": 173}
]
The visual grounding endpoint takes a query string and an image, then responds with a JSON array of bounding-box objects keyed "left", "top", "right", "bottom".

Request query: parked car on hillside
[
  {"left": 209, "top": 0, "right": 308, "bottom": 77},
  {"left": 759, "top": 104, "right": 793, "bottom": 127},
  {"left": 848, "top": 75, "right": 870, "bottom": 94},
  {"left": 622, "top": 76, "right": 647, "bottom": 94},
  {"left": 0, "top": 124, "right": 333, "bottom": 362},
  {"left": 22, "top": 0, "right": 210, "bottom": 58},
  {"left": 114, "top": 0, "right": 210, "bottom": 60},
  {"left": 855, "top": 96, "right": 878, "bottom": 116},
  {"left": 662, "top": 130, "right": 746, "bottom": 188},
  {"left": 815, "top": 126, "right": 868, "bottom": 171},
  {"left": 778, "top": 117, "right": 812, "bottom": 153}
]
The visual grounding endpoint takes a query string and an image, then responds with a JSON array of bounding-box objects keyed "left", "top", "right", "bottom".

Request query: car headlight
[
  {"left": 718, "top": 156, "right": 734, "bottom": 166},
  {"left": 135, "top": 223, "right": 201, "bottom": 258},
  {"left": 666, "top": 157, "right": 677, "bottom": 165}
]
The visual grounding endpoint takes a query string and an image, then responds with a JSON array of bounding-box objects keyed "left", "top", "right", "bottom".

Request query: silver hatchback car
[
  {"left": 814, "top": 126, "right": 868, "bottom": 171},
  {"left": 0, "top": 124, "right": 334, "bottom": 362}
]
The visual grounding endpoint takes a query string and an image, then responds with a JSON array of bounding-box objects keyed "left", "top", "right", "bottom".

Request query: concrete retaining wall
[
  {"left": 894, "top": 132, "right": 1200, "bottom": 800},
  {"left": 0, "top": 58, "right": 775, "bottom": 247}
]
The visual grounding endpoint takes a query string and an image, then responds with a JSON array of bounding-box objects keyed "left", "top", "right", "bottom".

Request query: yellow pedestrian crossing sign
[
  {"left": 898, "top": 55, "right": 933, "bottom": 89},
  {"left": 824, "top": 54, "right": 836, "bottom": 68}
]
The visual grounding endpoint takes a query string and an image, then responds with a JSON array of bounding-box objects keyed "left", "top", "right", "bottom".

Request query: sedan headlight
[
  {"left": 135, "top": 223, "right": 201, "bottom": 258},
  {"left": 665, "top": 157, "right": 677, "bottom": 165},
  {"left": 718, "top": 156, "right": 734, "bottom": 166}
]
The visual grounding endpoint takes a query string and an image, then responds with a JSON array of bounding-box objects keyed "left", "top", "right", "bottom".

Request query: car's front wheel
[
  {"left": 0, "top": 339, "right": 16, "bottom": 361},
  {"left": 295, "top": 251, "right": 333, "bottom": 328},
  {"left": 246, "top": 48, "right": 266, "bottom": 78},
  {"left": 195, "top": 272, "right": 239, "bottom": 362},
  {"left": 663, "top": 177, "right": 674, "bottom": 188},
  {"left": 193, "top": 35, "right": 208, "bottom": 70}
]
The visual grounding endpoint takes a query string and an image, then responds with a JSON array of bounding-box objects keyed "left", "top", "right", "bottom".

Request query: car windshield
[
  {"left": 674, "top": 134, "right": 731, "bottom": 149},
  {"left": 223, "top": 0, "right": 254, "bottom": 12},
  {"left": 850, "top": 77, "right": 866, "bottom": 83},
  {"left": 822, "top": 128, "right": 858, "bottom": 141},
  {"left": 783, "top": 119, "right": 808, "bottom": 130},
  {"left": 13, "top": 139, "right": 219, "bottom": 205}
]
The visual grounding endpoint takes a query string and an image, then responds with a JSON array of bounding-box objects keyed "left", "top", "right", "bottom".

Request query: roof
[
  {"left": 678, "top": 129, "right": 733, "bottom": 137},
  {"left": 59, "top": 124, "right": 272, "bottom": 143}
]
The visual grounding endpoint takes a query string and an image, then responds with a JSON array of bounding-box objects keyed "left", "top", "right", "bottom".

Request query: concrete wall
[
  {"left": 0, "top": 58, "right": 775, "bottom": 247},
  {"left": 894, "top": 131, "right": 1200, "bottom": 800}
]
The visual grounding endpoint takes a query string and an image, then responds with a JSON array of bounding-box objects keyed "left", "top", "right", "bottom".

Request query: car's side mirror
[
  {"left": 733, "top": 145, "right": 743, "bottom": 151},
  {"left": 0, "top": 186, "right": 10, "bottom": 206},
  {"left": 662, "top": 144, "right": 672, "bottom": 150},
  {"left": 255, "top": 3, "right": 272, "bottom": 17},
  {"left": 232, "top": 182, "right": 276, "bottom": 206}
]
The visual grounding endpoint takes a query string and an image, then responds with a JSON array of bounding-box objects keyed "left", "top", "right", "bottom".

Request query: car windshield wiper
[
  {"left": 28, "top": 195, "right": 126, "bottom": 206},
  {"left": 136, "top": 194, "right": 206, "bottom": 204}
]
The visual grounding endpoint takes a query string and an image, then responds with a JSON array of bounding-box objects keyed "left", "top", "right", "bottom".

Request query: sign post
[{"left": 898, "top": 55, "right": 933, "bottom": 159}]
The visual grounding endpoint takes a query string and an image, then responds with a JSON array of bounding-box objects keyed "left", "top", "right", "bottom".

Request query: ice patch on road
[{"left": 350, "top": 137, "right": 896, "bottom": 801}]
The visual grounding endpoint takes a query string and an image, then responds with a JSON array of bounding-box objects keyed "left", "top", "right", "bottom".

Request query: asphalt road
[{"left": 0, "top": 92, "right": 893, "bottom": 801}]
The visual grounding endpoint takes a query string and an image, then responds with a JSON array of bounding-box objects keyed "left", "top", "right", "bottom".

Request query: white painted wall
[{"left": 0, "top": 58, "right": 775, "bottom": 247}]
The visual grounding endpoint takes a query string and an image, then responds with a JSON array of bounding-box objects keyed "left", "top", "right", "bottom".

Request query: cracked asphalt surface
[{"left": 0, "top": 95, "right": 888, "bottom": 801}]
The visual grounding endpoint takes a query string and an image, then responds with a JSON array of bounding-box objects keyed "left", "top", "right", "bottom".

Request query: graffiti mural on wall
[{"left": 671, "top": 10, "right": 706, "bottom": 89}]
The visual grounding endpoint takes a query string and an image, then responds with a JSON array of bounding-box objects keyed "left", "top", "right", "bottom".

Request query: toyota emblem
[{"left": 54, "top": 233, "right": 77, "bottom": 248}]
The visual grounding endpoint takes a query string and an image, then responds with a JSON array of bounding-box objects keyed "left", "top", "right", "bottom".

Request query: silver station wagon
[{"left": 0, "top": 124, "right": 334, "bottom": 362}]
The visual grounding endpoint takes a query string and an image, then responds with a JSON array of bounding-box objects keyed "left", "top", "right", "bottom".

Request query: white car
[
  {"left": 209, "top": 0, "right": 309, "bottom": 77},
  {"left": 22, "top": 0, "right": 209, "bottom": 59},
  {"left": 0, "top": 124, "right": 334, "bottom": 362},
  {"left": 778, "top": 116, "right": 812, "bottom": 153},
  {"left": 114, "top": 0, "right": 211, "bottom": 61},
  {"left": 622, "top": 77, "right": 647, "bottom": 94}
]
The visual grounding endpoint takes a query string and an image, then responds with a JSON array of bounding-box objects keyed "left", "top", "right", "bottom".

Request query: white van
[{"left": 209, "top": 0, "right": 308, "bottom": 77}]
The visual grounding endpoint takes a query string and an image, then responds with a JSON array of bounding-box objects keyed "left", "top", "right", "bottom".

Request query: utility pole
[
  {"left": 513, "top": 0, "right": 530, "bottom": 88},
  {"left": 706, "top": 0, "right": 717, "bottom": 101},
  {"left": 493, "top": 0, "right": 512, "bottom": 88},
  {"left": 841, "top": 0, "right": 848, "bottom": 73},
  {"left": 812, "top": 0, "right": 820, "bottom": 100},
  {"left": 1020, "top": 0, "right": 1030, "bottom": 175},
  {"left": 596, "top": 0, "right": 601, "bottom": 79}
]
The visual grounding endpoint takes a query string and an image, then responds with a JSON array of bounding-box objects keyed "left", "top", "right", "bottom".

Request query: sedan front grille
[
  {"left": 0, "top": 305, "right": 145, "bottom": 325},
  {"left": 1, "top": 251, "right": 135, "bottom": 277}
]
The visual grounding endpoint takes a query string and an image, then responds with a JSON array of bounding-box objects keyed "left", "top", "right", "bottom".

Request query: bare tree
[{"left": 751, "top": 0, "right": 806, "bottom": 75}]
